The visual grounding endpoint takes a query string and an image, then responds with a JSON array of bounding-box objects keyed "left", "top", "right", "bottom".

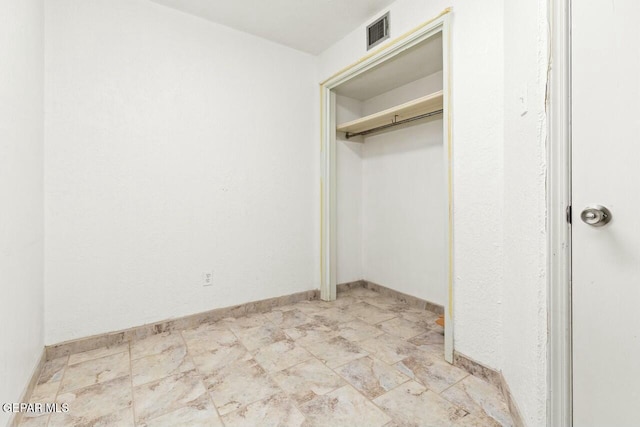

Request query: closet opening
[{"left": 320, "top": 14, "right": 453, "bottom": 362}]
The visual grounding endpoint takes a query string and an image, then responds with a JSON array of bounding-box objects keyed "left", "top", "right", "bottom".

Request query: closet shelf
[{"left": 337, "top": 90, "right": 444, "bottom": 139}]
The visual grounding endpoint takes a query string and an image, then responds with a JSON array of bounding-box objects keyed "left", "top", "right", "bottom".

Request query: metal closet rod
[{"left": 345, "top": 109, "right": 444, "bottom": 139}]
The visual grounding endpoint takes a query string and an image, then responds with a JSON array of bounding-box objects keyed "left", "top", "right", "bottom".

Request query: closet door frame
[{"left": 319, "top": 10, "right": 454, "bottom": 362}]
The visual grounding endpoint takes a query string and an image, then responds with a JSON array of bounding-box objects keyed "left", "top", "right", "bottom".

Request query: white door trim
[
  {"left": 319, "top": 10, "right": 454, "bottom": 363},
  {"left": 548, "top": 0, "right": 572, "bottom": 425}
]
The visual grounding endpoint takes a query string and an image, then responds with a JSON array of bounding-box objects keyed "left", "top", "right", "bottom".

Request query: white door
[{"left": 572, "top": 1, "right": 640, "bottom": 426}]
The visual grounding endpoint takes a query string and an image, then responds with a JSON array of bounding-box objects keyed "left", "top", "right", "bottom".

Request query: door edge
[{"left": 547, "top": 0, "right": 573, "bottom": 425}]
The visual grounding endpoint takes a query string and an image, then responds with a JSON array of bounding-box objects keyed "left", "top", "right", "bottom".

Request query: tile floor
[{"left": 19, "top": 288, "right": 513, "bottom": 427}]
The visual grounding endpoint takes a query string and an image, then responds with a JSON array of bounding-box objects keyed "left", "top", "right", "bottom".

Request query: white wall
[
  {"left": 319, "top": 1, "right": 548, "bottom": 426},
  {"left": 335, "top": 72, "right": 446, "bottom": 306},
  {"left": 319, "top": 0, "right": 507, "bottom": 375},
  {"left": 361, "top": 72, "right": 443, "bottom": 115},
  {"left": 361, "top": 73, "right": 446, "bottom": 305},
  {"left": 336, "top": 96, "right": 364, "bottom": 284},
  {"left": 502, "top": 0, "right": 549, "bottom": 424},
  {"left": 0, "top": 0, "right": 44, "bottom": 424},
  {"left": 319, "top": 0, "right": 506, "bottom": 374},
  {"left": 44, "top": 0, "right": 319, "bottom": 344}
]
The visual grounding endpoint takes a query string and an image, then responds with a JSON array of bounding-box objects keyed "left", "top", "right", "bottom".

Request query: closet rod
[{"left": 345, "top": 109, "right": 444, "bottom": 139}]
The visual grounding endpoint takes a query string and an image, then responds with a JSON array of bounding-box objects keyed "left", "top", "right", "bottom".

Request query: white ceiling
[
  {"left": 334, "top": 33, "right": 443, "bottom": 100},
  {"left": 149, "top": 0, "right": 396, "bottom": 55}
]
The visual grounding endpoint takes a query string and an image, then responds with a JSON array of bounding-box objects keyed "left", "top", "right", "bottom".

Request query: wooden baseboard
[{"left": 45, "top": 289, "right": 319, "bottom": 361}]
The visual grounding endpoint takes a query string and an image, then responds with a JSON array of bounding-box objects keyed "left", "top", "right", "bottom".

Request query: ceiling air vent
[{"left": 367, "top": 12, "right": 390, "bottom": 50}]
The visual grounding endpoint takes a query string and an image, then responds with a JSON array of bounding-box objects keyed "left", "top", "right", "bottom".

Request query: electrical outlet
[{"left": 202, "top": 271, "right": 213, "bottom": 287}]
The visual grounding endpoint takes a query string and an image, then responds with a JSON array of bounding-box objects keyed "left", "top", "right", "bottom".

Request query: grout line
[
  {"left": 438, "top": 372, "right": 470, "bottom": 395},
  {"left": 131, "top": 331, "right": 227, "bottom": 426},
  {"left": 43, "top": 355, "right": 70, "bottom": 426},
  {"left": 125, "top": 368, "right": 191, "bottom": 390},
  {"left": 222, "top": 301, "right": 332, "bottom": 423},
  {"left": 322, "top": 296, "right": 438, "bottom": 424},
  {"left": 60, "top": 294, "right": 451, "bottom": 426},
  {"left": 67, "top": 347, "right": 130, "bottom": 367},
  {"left": 53, "top": 371, "right": 132, "bottom": 396},
  {"left": 179, "top": 329, "right": 227, "bottom": 427},
  {"left": 325, "top": 353, "right": 370, "bottom": 370},
  {"left": 127, "top": 342, "right": 138, "bottom": 426},
  {"left": 261, "top": 358, "right": 308, "bottom": 423}
]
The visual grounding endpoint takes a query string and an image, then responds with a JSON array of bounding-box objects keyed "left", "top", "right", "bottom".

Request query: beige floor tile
[
  {"left": 224, "top": 313, "right": 270, "bottom": 332},
  {"left": 400, "top": 309, "right": 441, "bottom": 328},
  {"left": 365, "top": 297, "right": 409, "bottom": 312},
  {"left": 336, "top": 319, "right": 385, "bottom": 342},
  {"left": 138, "top": 394, "right": 223, "bottom": 427},
  {"left": 232, "top": 322, "right": 287, "bottom": 351},
  {"left": 349, "top": 301, "right": 398, "bottom": 324},
  {"left": 310, "top": 308, "right": 357, "bottom": 329},
  {"left": 359, "top": 333, "right": 421, "bottom": 365},
  {"left": 292, "top": 300, "right": 334, "bottom": 314},
  {"left": 29, "top": 290, "right": 515, "bottom": 427},
  {"left": 441, "top": 375, "right": 513, "bottom": 427},
  {"left": 430, "top": 323, "right": 445, "bottom": 335},
  {"left": 373, "top": 381, "right": 468, "bottom": 426},
  {"left": 131, "top": 345, "right": 195, "bottom": 386},
  {"left": 253, "top": 339, "right": 313, "bottom": 373},
  {"left": 49, "top": 406, "right": 134, "bottom": 427},
  {"left": 377, "top": 317, "right": 426, "bottom": 340},
  {"left": 222, "top": 393, "right": 305, "bottom": 427},
  {"left": 37, "top": 356, "right": 68, "bottom": 385},
  {"left": 181, "top": 324, "right": 238, "bottom": 355},
  {"left": 18, "top": 413, "right": 50, "bottom": 427},
  {"left": 133, "top": 371, "right": 208, "bottom": 423},
  {"left": 407, "top": 330, "right": 445, "bottom": 357},
  {"left": 267, "top": 303, "right": 300, "bottom": 313},
  {"left": 400, "top": 310, "right": 444, "bottom": 334},
  {"left": 343, "top": 288, "right": 383, "bottom": 300},
  {"left": 131, "top": 332, "right": 185, "bottom": 360},
  {"left": 300, "top": 385, "right": 391, "bottom": 427},
  {"left": 203, "top": 358, "right": 281, "bottom": 415},
  {"left": 264, "top": 309, "right": 311, "bottom": 329},
  {"left": 335, "top": 356, "right": 410, "bottom": 399},
  {"left": 60, "top": 352, "right": 130, "bottom": 393},
  {"left": 283, "top": 320, "right": 340, "bottom": 346},
  {"left": 302, "top": 336, "right": 368, "bottom": 368},
  {"left": 29, "top": 381, "right": 60, "bottom": 403},
  {"left": 325, "top": 295, "right": 360, "bottom": 308},
  {"left": 395, "top": 355, "right": 468, "bottom": 393},
  {"left": 454, "top": 413, "right": 503, "bottom": 427},
  {"left": 271, "top": 358, "right": 345, "bottom": 404},
  {"left": 190, "top": 341, "right": 251, "bottom": 375},
  {"left": 68, "top": 343, "right": 129, "bottom": 365},
  {"left": 54, "top": 376, "right": 132, "bottom": 426}
]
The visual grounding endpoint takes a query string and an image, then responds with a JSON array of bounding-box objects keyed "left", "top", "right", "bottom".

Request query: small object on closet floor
[{"left": 436, "top": 315, "right": 444, "bottom": 327}]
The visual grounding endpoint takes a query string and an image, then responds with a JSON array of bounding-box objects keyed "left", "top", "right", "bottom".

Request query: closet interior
[{"left": 333, "top": 32, "right": 447, "bottom": 343}]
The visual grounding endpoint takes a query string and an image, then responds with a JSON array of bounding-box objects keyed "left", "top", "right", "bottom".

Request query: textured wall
[
  {"left": 40, "top": 1, "right": 549, "bottom": 425},
  {"left": 44, "top": 0, "right": 319, "bottom": 344},
  {"left": 0, "top": 0, "right": 44, "bottom": 424},
  {"left": 502, "top": 0, "right": 549, "bottom": 424},
  {"left": 318, "top": 0, "right": 506, "bottom": 375},
  {"left": 319, "top": 1, "right": 549, "bottom": 426}
]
